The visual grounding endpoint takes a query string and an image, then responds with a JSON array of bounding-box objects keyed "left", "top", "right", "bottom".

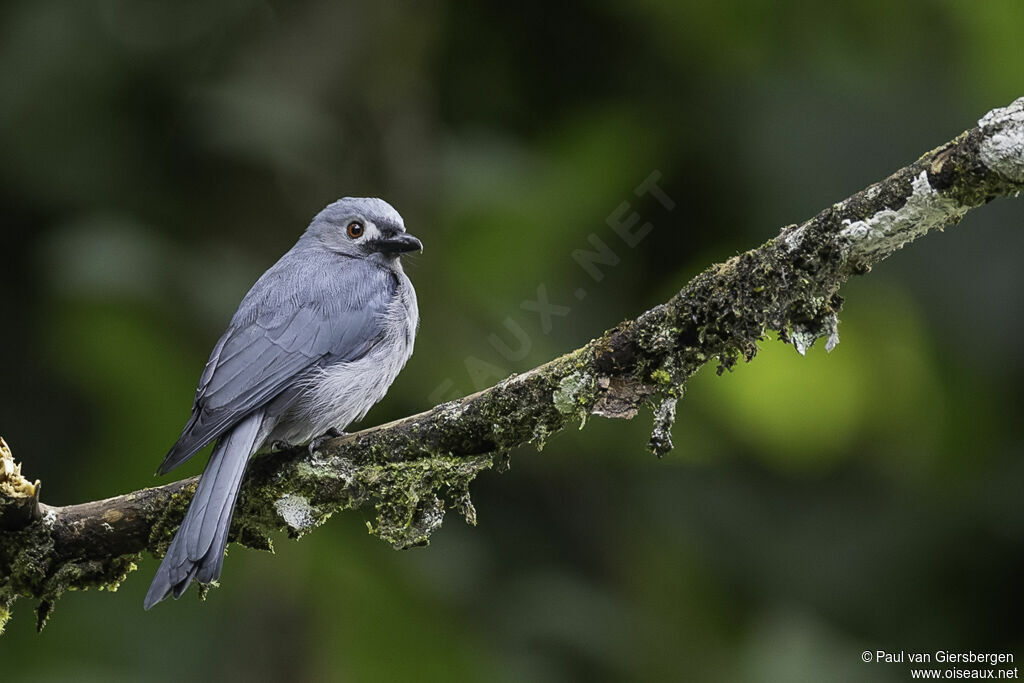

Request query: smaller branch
[{"left": 2, "top": 97, "right": 1023, "bottom": 633}]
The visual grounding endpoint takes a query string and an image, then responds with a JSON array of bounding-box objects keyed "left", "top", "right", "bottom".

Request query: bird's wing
[{"left": 157, "top": 254, "right": 395, "bottom": 474}]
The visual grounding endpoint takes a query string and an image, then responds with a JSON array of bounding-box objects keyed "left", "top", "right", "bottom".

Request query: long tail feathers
[{"left": 144, "top": 409, "right": 264, "bottom": 610}]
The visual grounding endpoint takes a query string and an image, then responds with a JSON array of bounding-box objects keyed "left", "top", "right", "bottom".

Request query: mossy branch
[{"left": 3, "top": 97, "right": 1023, "bottom": 633}]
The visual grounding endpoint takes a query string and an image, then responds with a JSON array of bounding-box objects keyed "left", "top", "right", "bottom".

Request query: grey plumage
[{"left": 144, "top": 197, "right": 420, "bottom": 610}]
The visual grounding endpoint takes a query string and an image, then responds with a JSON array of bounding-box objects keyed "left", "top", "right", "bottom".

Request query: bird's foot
[
  {"left": 308, "top": 428, "right": 346, "bottom": 455},
  {"left": 271, "top": 439, "right": 297, "bottom": 452}
]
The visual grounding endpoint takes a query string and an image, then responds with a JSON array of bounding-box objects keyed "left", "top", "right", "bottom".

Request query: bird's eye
[{"left": 346, "top": 221, "right": 364, "bottom": 239}]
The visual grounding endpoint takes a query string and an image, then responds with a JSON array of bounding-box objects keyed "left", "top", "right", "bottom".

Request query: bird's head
[{"left": 307, "top": 197, "right": 422, "bottom": 263}]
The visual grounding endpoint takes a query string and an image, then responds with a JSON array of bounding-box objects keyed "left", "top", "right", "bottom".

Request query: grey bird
[{"left": 144, "top": 197, "right": 421, "bottom": 609}]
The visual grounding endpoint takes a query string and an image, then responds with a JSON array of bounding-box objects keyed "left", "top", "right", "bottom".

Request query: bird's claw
[
  {"left": 271, "top": 439, "right": 297, "bottom": 452},
  {"left": 308, "top": 428, "right": 345, "bottom": 455}
]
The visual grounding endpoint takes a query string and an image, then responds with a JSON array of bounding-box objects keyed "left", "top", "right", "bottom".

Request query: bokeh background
[{"left": 2, "top": 1, "right": 1023, "bottom": 681}]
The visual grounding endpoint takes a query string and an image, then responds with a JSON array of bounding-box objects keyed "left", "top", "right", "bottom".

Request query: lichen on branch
[{"left": 2, "top": 96, "right": 1023, "bottom": 633}]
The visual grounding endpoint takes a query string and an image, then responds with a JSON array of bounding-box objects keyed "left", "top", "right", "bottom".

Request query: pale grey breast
[{"left": 269, "top": 265, "right": 418, "bottom": 445}]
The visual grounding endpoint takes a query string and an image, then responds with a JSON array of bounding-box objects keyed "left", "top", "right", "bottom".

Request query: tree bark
[{"left": 3, "top": 96, "right": 1023, "bottom": 633}]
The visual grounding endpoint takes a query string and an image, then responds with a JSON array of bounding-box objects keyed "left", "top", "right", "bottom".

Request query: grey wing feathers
[{"left": 157, "top": 253, "right": 394, "bottom": 474}]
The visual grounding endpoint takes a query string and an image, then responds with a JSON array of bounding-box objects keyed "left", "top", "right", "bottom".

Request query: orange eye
[{"left": 346, "top": 221, "right": 364, "bottom": 239}]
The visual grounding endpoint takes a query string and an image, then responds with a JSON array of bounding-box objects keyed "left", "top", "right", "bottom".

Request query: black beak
[{"left": 376, "top": 232, "right": 423, "bottom": 255}]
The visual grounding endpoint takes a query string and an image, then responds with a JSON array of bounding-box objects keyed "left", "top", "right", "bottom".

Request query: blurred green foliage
[{"left": 1, "top": 1, "right": 1022, "bottom": 681}]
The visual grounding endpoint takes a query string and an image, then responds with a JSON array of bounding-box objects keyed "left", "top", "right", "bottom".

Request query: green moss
[
  {"left": 553, "top": 371, "right": 592, "bottom": 415},
  {"left": 0, "top": 512, "right": 144, "bottom": 632},
  {"left": 146, "top": 483, "right": 197, "bottom": 556},
  {"left": 650, "top": 368, "right": 672, "bottom": 385},
  {"left": 4, "top": 525, "right": 54, "bottom": 593},
  {"left": 358, "top": 455, "right": 492, "bottom": 549}
]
